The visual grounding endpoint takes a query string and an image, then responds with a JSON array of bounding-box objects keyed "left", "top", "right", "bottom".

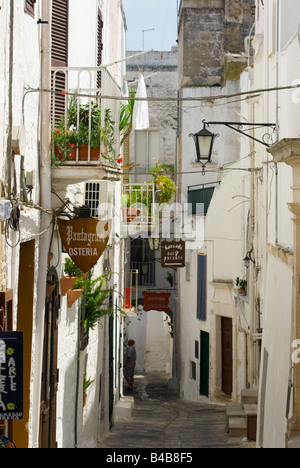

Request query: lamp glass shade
[
  {"left": 198, "top": 134, "right": 213, "bottom": 160},
  {"left": 243, "top": 255, "right": 251, "bottom": 268},
  {"left": 193, "top": 126, "right": 215, "bottom": 162}
]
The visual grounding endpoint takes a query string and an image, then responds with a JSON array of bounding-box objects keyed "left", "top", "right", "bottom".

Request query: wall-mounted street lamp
[
  {"left": 189, "top": 122, "right": 218, "bottom": 174},
  {"left": 190, "top": 120, "right": 277, "bottom": 175},
  {"left": 243, "top": 250, "right": 255, "bottom": 269}
]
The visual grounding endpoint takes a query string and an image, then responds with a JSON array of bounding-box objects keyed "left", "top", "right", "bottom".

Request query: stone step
[
  {"left": 244, "top": 404, "right": 258, "bottom": 416},
  {"left": 229, "top": 417, "right": 247, "bottom": 437},
  {"left": 241, "top": 389, "right": 258, "bottom": 406},
  {"left": 225, "top": 403, "right": 245, "bottom": 433}
]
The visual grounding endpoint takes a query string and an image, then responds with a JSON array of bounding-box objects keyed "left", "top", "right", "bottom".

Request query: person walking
[{"left": 124, "top": 339, "right": 136, "bottom": 390}]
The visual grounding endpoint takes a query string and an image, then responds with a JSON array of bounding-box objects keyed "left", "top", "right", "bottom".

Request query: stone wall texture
[{"left": 179, "top": 0, "right": 255, "bottom": 87}]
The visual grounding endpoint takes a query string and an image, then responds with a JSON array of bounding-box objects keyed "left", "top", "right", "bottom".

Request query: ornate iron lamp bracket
[{"left": 203, "top": 120, "right": 278, "bottom": 147}]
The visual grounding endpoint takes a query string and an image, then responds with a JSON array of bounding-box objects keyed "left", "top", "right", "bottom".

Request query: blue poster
[{"left": 0, "top": 332, "right": 23, "bottom": 421}]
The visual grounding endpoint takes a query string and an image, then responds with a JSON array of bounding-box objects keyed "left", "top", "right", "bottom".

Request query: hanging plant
[
  {"left": 149, "top": 161, "right": 176, "bottom": 204},
  {"left": 84, "top": 275, "right": 124, "bottom": 333}
]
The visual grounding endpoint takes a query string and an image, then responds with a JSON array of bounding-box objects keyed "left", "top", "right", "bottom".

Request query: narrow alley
[{"left": 99, "top": 373, "right": 250, "bottom": 449}]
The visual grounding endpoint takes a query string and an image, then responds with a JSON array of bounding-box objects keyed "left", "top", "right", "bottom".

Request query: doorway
[
  {"left": 39, "top": 267, "right": 60, "bottom": 449},
  {"left": 14, "top": 240, "right": 35, "bottom": 448},
  {"left": 221, "top": 317, "right": 233, "bottom": 396},
  {"left": 200, "top": 331, "right": 210, "bottom": 397}
]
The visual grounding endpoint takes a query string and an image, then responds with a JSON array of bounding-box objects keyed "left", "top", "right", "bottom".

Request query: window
[
  {"left": 25, "top": 0, "right": 35, "bottom": 18},
  {"left": 190, "top": 361, "right": 196, "bottom": 380},
  {"left": 135, "top": 129, "right": 160, "bottom": 172},
  {"left": 51, "top": 0, "right": 69, "bottom": 122},
  {"left": 188, "top": 183, "right": 219, "bottom": 216},
  {"left": 130, "top": 238, "right": 156, "bottom": 286},
  {"left": 197, "top": 254, "right": 207, "bottom": 321}
]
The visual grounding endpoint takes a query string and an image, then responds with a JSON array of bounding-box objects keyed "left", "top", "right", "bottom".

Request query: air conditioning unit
[
  {"left": 85, "top": 180, "right": 115, "bottom": 220},
  {"left": 85, "top": 180, "right": 115, "bottom": 246}
]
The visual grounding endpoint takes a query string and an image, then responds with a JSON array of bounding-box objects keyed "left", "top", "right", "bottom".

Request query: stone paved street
[{"left": 99, "top": 373, "right": 249, "bottom": 449}]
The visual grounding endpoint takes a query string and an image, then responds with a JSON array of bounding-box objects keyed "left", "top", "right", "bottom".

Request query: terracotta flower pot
[
  {"left": 67, "top": 289, "right": 83, "bottom": 308},
  {"left": 122, "top": 207, "right": 141, "bottom": 223},
  {"left": 60, "top": 276, "right": 78, "bottom": 296},
  {"left": 54, "top": 145, "right": 100, "bottom": 163},
  {"left": 77, "top": 145, "right": 100, "bottom": 162},
  {"left": 60, "top": 272, "right": 89, "bottom": 296}
]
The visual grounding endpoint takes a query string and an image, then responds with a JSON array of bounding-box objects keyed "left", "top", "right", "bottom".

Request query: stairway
[{"left": 226, "top": 389, "right": 258, "bottom": 440}]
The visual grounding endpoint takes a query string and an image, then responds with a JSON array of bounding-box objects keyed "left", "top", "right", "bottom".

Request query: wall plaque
[
  {"left": 58, "top": 217, "right": 112, "bottom": 273},
  {"left": 161, "top": 240, "right": 185, "bottom": 268}
]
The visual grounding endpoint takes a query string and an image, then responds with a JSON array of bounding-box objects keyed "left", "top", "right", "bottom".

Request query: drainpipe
[
  {"left": 275, "top": 0, "right": 280, "bottom": 245},
  {"left": 31, "top": 0, "right": 53, "bottom": 448},
  {"left": 249, "top": 102, "right": 256, "bottom": 389},
  {"left": 6, "top": 0, "right": 14, "bottom": 197}
]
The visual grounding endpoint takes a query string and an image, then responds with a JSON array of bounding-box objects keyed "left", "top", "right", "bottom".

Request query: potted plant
[
  {"left": 236, "top": 277, "right": 247, "bottom": 296},
  {"left": 60, "top": 258, "right": 87, "bottom": 297},
  {"left": 52, "top": 96, "right": 119, "bottom": 167},
  {"left": 121, "top": 185, "right": 155, "bottom": 223},
  {"left": 83, "top": 373, "right": 94, "bottom": 407},
  {"left": 121, "top": 193, "right": 140, "bottom": 223},
  {"left": 149, "top": 162, "right": 176, "bottom": 204},
  {"left": 165, "top": 271, "right": 174, "bottom": 288}
]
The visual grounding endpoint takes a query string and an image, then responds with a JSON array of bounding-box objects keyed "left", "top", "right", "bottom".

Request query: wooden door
[
  {"left": 15, "top": 240, "right": 35, "bottom": 448},
  {"left": 221, "top": 317, "right": 233, "bottom": 396},
  {"left": 39, "top": 268, "right": 59, "bottom": 449},
  {"left": 200, "top": 331, "right": 210, "bottom": 397}
]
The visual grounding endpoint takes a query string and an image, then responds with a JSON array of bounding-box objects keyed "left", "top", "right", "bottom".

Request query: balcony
[
  {"left": 121, "top": 183, "right": 158, "bottom": 237},
  {"left": 51, "top": 66, "right": 122, "bottom": 189},
  {"left": 130, "top": 261, "right": 156, "bottom": 287}
]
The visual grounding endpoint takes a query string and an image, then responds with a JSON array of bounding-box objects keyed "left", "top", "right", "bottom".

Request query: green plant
[
  {"left": 236, "top": 277, "right": 247, "bottom": 290},
  {"left": 84, "top": 275, "right": 123, "bottom": 332},
  {"left": 83, "top": 373, "right": 95, "bottom": 393},
  {"left": 100, "top": 108, "right": 119, "bottom": 166},
  {"left": 129, "top": 185, "right": 154, "bottom": 208},
  {"left": 119, "top": 87, "right": 135, "bottom": 147},
  {"left": 165, "top": 271, "right": 174, "bottom": 286},
  {"left": 122, "top": 184, "right": 155, "bottom": 216},
  {"left": 149, "top": 161, "right": 176, "bottom": 204},
  {"left": 52, "top": 95, "right": 119, "bottom": 167},
  {"left": 121, "top": 194, "right": 130, "bottom": 208},
  {"left": 64, "top": 258, "right": 83, "bottom": 278}
]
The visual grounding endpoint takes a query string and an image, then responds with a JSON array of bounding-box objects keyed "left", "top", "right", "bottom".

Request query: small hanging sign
[
  {"left": 58, "top": 217, "right": 112, "bottom": 273},
  {"left": 161, "top": 240, "right": 185, "bottom": 268},
  {"left": 143, "top": 292, "right": 172, "bottom": 313},
  {"left": 0, "top": 331, "right": 23, "bottom": 421}
]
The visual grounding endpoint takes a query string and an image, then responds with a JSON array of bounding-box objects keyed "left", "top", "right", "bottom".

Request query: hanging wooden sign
[
  {"left": 143, "top": 291, "right": 171, "bottom": 313},
  {"left": 161, "top": 240, "right": 185, "bottom": 268},
  {"left": 0, "top": 331, "right": 23, "bottom": 421},
  {"left": 58, "top": 217, "right": 112, "bottom": 273}
]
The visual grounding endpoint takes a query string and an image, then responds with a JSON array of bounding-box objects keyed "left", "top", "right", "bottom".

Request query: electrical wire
[{"left": 23, "top": 82, "right": 300, "bottom": 104}]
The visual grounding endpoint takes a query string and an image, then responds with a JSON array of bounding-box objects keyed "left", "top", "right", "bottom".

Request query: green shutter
[{"left": 188, "top": 187, "right": 215, "bottom": 216}]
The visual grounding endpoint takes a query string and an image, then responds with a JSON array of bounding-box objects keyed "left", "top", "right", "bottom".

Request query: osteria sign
[{"left": 58, "top": 217, "right": 112, "bottom": 273}]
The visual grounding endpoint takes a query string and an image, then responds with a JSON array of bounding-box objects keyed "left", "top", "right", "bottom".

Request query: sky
[{"left": 122, "top": 0, "right": 179, "bottom": 52}]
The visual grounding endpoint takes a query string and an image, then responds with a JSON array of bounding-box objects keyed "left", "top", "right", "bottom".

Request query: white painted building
[
  {"left": 0, "top": 0, "right": 126, "bottom": 449},
  {"left": 176, "top": 0, "right": 300, "bottom": 448},
  {"left": 176, "top": 0, "right": 255, "bottom": 404}
]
